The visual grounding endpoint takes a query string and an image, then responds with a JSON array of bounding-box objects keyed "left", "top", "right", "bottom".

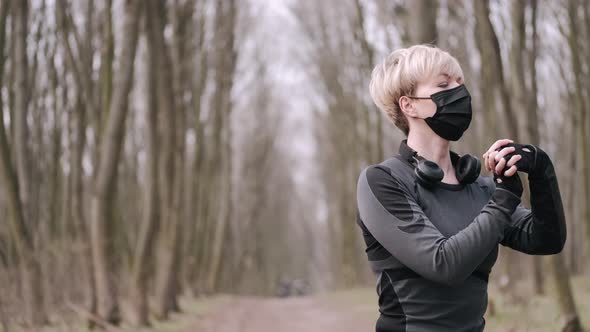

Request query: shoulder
[{"left": 358, "top": 156, "right": 415, "bottom": 192}]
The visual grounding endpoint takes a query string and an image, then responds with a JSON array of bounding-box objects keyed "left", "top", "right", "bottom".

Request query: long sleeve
[
  {"left": 500, "top": 158, "right": 567, "bottom": 254},
  {"left": 357, "top": 165, "right": 521, "bottom": 286}
]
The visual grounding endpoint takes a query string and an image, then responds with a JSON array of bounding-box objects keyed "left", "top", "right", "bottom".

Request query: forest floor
[{"left": 10, "top": 275, "right": 590, "bottom": 332}]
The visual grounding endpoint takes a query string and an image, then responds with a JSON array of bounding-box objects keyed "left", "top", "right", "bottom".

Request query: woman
[{"left": 356, "top": 44, "right": 566, "bottom": 332}]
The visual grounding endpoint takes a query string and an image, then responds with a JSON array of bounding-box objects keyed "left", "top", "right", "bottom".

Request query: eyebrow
[{"left": 432, "top": 74, "right": 450, "bottom": 85}]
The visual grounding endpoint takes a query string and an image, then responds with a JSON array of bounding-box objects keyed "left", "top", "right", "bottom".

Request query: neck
[{"left": 407, "top": 130, "right": 457, "bottom": 184}]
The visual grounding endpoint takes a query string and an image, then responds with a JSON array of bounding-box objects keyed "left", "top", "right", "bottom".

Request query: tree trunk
[
  {"left": 508, "top": 0, "right": 545, "bottom": 295},
  {"left": 95, "top": 0, "right": 114, "bottom": 171},
  {"left": 408, "top": 0, "right": 438, "bottom": 44},
  {"left": 550, "top": 255, "right": 583, "bottom": 332},
  {"left": 353, "top": 0, "right": 382, "bottom": 165},
  {"left": 72, "top": 94, "right": 98, "bottom": 328},
  {"left": 130, "top": 8, "right": 161, "bottom": 324},
  {"left": 524, "top": 0, "right": 545, "bottom": 296},
  {"left": 168, "top": 0, "right": 194, "bottom": 304},
  {"left": 474, "top": 0, "right": 518, "bottom": 141},
  {"left": 14, "top": 0, "right": 32, "bottom": 216},
  {"left": 55, "top": 0, "right": 99, "bottom": 325},
  {"left": 90, "top": 0, "right": 142, "bottom": 324},
  {"left": 184, "top": 2, "right": 208, "bottom": 293},
  {"left": 3, "top": 0, "right": 49, "bottom": 325},
  {"left": 473, "top": 0, "right": 523, "bottom": 297},
  {"left": 146, "top": 0, "right": 181, "bottom": 319},
  {"left": 567, "top": 0, "right": 590, "bottom": 266},
  {"left": 206, "top": 0, "right": 237, "bottom": 293}
]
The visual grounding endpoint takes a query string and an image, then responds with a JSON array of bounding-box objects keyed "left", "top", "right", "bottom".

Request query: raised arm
[
  {"left": 499, "top": 148, "right": 567, "bottom": 254},
  {"left": 357, "top": 165, "right": 521, "bottom": 286}
]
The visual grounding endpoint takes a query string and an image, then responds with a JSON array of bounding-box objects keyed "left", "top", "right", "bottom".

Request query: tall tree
[
  {"left": 473, "top": 0, "right": 521, "bottom": 297},
  {"left": 567, "top": 0, "right": 590, "bottom": 266},
  {"left": 184, "top": 0, "right": 209, "bottom": 293},
  {"left": 130, "top": 3, "right": 162, "bottom": 324},
  {"left": 147, "top": 0, "right": 188, "bottom": 319},
  {"left": 55, "top": 0, "right": 98, "bottom": 324},
  {"left": 473, "top": 0, "right": 519, "bottom": 140},
  {"left": 206, "top": 0, "right": 238, "bottom": 293},
  {"left": 508, "top": 0, "right": 545, "bottom": 295},
  {"left": 550, "top": 255, "right": 582, "bottom": 332},
  {"left": 408, "top": 0, "right": 438, "bottom": 44},
  {"left": 90, "top": 0, "right": 142, "bottom": 324},
  {"left": 0, "top": 0, "right": 48, "bottom": 325},
  {"left": 353, "top": 0, "right": 382, "bottom": 163}
]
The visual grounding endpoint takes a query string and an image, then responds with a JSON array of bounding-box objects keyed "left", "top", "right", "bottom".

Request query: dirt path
[{"left": 188, "top": 295, "right": 376, "bottom": 332}]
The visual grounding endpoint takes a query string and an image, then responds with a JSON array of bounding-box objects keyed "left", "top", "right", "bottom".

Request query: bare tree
[
  {"left": 473, "top": 0, "right": 518, "bottom": 140},
  {"left": 130, "top": 3, "right": 161, "bottom": 325},
  {"left": 473, "top": 0, "right": 521, "bottom": 297},
  {"left": 0, "top": 0, "right": 48, "bottom": 326},
  {"left": 183, "top": 0, "right": 209, "bottom": 294},
  {"left": 90, "top": 0, "right": 142, "bottom": 324},
  {"left": 508, "top": 0, "right": 546, "bottom": 296},
  {"left": 550, "top": 255, "right": 582, "bottom": 332},
  {"left": 567, "top": 0, "right": 590, "bottom": 265},
  {"left": 205, "top": 0, "right": 238, "bottom": 293},
  {"left": 55, "top": 0, "right": 98, "bottom": 325},
  {"left": 408, "top": 0, "right": 437, "bottom": 44}
]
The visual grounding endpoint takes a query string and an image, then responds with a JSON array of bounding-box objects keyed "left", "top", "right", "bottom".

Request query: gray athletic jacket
[{"left": 356, "top": 139, "right": 566, "bottom": 332}]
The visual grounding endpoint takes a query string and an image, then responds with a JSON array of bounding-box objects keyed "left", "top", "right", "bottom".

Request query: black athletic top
[{"left": 356, "top": 139, "right": 566, "bottom": 332}]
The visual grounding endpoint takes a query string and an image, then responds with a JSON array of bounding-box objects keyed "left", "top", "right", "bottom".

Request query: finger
[
  {"left": 486, "top": 138, "right": 515, "bottom": 155},
  {"left": 494, "top": 146, "right": 516, "bottom": 162},
  {"left": 484, "top": 139, "right": 514, "bottom": 169},
  {"left": 487, "top": 151, "right": 498, "bottom": 171},
  {"left": 483, "top": 152, "right": 490, "bottom": 171},
  {"left": 504, "top": 165, "right": 518, "bottom": 177},
  {"left": 506, "top": 154, "right": 522, "bottom": 167},
  {"left": 495, "top": 157, "right": 507, "bottom": 175},
  {"left": 486, "top": 152, "right": 494, "bottom": 172}
]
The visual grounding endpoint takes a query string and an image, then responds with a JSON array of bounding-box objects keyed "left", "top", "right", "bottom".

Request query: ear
[{"left": 399, "top": 96, "right": 418, "bottom": 118}]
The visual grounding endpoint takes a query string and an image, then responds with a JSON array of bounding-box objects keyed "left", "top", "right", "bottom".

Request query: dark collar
[
  {"left": 398, "top": 139, "right": 417, "bottom": 163},
  {"left": 398, "top": 139, "right": 460, "bottom": 166}
]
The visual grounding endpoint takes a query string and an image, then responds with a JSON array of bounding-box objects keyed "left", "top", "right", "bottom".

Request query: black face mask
[{"left": 408, "top": 84, "right": 472, "bottom": 141}]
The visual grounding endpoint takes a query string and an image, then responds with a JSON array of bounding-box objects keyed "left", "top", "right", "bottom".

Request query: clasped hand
[{"left": 482, "top": 139, "right": 540, "bottom": 197}]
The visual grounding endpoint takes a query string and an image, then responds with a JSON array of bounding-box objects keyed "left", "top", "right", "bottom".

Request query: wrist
[
  {"left": 491, "top": 187, "right": 521, "bottom": 214},
  {"left": 493, "top": 171, "right": 523, "bottom": 197}
]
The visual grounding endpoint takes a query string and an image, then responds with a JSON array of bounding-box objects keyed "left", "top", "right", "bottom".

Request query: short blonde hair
[{"left": 369, "top": 44, "right": 464, "bottom": 136}]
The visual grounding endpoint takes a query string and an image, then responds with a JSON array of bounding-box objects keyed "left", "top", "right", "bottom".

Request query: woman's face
[{"left": 411, "top": 73, "right": 463, "bottom": 118}]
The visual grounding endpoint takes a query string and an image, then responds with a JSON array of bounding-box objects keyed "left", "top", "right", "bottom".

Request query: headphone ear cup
[
  {"left": 455, "top": 154, "right": 481, "bottom": 184},
  {"left": 415, "top": 160, "right": 444, "bottom": 188}
]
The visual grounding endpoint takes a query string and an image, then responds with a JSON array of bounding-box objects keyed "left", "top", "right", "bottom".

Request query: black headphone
[{"left": 410, "top": 152, "right": 481, "bottom": 189}]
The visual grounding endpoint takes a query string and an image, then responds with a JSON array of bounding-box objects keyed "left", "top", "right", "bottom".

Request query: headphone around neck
[{"left": 410, "top": 152, "right": 481, "bottom": 189}]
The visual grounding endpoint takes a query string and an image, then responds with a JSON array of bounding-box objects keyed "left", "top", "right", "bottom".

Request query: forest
[{"left": 0, "top": 0, "right": 589, "bottom": 331}]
